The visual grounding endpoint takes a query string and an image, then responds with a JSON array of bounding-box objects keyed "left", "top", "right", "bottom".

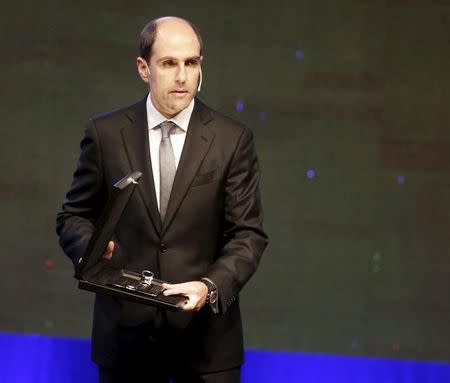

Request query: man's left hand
[{"left": 162, "top": 281, "right": 208, "bottom": 312}]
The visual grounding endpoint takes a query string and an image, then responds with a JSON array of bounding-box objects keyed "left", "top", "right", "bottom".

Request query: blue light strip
[{"left": 1, "top": 333, "right": 449, "bottom": 383}]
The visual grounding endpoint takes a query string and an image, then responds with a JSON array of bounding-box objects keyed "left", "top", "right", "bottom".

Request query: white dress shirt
[{"left": 146, "top": 94, "right": 195, "bottom": 211}]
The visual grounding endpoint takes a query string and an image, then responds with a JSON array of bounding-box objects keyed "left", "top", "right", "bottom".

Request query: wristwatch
[{"left": 201, "top": 278, "right": 218, "bottom": 305}]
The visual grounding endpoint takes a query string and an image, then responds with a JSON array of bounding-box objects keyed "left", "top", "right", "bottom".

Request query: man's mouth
[{"left": 170, "top": 90, "right": 189, "bottom": 98}]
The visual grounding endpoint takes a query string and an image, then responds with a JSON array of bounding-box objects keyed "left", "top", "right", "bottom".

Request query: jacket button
[{"left": 160, "top": 243, "right": 167, "bottom": 253}]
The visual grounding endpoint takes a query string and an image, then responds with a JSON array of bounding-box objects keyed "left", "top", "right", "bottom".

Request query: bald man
[{"left": 57, "top": 17, "right": 268, "bottom": 383}]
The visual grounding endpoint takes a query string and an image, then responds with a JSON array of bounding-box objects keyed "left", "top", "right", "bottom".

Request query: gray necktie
[{"left": 159, "top": 121, "right": 176, "bottom": 222}]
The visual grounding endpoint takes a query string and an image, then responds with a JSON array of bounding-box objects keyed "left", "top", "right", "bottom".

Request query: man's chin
[{"left": 167, "top": 99, "right": 192, "bottom": 115}]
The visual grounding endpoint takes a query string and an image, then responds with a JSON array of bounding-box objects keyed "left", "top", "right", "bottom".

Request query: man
[{"left": 57, "top": 16, "right": 268, "bottom": 383}]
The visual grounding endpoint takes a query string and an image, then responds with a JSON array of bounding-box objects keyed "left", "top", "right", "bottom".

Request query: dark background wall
[{"left": 1, "top": 0, "right": 449, "bottom": 362}]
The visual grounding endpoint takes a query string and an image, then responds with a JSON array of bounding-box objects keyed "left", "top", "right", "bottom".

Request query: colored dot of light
[
  {"left": 45, "top": 258, "right": 54, "bottom": 271},
  {"left": 44, "top": 320, "right": 54, "bottom": 329},
  {"left": 373, "top": 252, "right": 382, "bottom": 262},
  {"left": 295, "top": 49, "right": 305, "bottom": 61},
  {"left": 397, "top": 175, "right": 405, "bottom": 185},
  {"left": 235, "top": 100, "right": 244, "bottom": 112},
  {"left": 306, "top": 169, "right": 315, "bottom": 179}
]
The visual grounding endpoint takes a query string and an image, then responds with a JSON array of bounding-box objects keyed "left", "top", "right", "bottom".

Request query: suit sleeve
[
  {"left": 204, "top": 127, "right": 268, "bottom": 314},
  {"left": 56, "top": 119, "right": 106, "bottom": 268}
]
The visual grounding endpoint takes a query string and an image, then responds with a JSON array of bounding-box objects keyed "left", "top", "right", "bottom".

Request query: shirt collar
[{"left": 146, "top": 93, "right": 195, "bottom": 132}]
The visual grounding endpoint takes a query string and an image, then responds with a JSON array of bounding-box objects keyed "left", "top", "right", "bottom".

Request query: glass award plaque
[{"left": 75, "top": 171, "right": 184, "bottom": 311}]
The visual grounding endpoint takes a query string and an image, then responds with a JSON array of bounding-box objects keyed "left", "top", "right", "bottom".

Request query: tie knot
[{"left": 160, "top": 121, "right": 175, "bottom": 138}]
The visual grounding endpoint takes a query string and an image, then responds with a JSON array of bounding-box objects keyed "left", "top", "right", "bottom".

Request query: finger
[
  {"left": 180, "top": 299, "right": 197, "bottom": 312},
  {"left": 182, "top": 296, "right": 204, "bottom": 312},
  {"left": 162, "top": 282, "right": 184, "bottom": 289},
  {"left": 177, "top": 298, "right": 189, "bottom": 310},
  {"left": 163, "top": 288, "right": 183, "bottom": 296},
  {"left": 164, "top": 283, "right": 188, "bottom": 290},
  {"left": 102, "top": 241, "right": 114, "bottom": 260},
  {"left": 107, "top": 241, "right": 114, "bottom": 252},
  {"left": 162, "top": 283, "right": 193, "bottom": 294}
]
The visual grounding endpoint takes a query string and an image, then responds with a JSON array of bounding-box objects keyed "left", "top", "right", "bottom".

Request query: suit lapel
[
  {"left": 162, "top": 100, "right": 214, "bottom": 233},
  {"left": 121, "top": 97, "right": 162, "bottom": 234}
]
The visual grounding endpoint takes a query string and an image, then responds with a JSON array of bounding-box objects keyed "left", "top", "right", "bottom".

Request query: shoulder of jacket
[
  {"left": 197, "top": 99, "right": 249, "bottom": 138},
  {"left": 88, "top": 97, "right": 146, "bottom": 127}
]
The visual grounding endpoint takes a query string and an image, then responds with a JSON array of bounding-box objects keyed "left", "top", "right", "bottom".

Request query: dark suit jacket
[{"left": 56, "top": 97, "right": 268, "bottom": 372}]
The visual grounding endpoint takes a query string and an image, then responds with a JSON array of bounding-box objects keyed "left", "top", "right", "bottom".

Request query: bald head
[{"left": 139, "top": 16, "right": 203, "bottom": 63}]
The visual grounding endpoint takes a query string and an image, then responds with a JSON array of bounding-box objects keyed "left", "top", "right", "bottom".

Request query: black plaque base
[{"left": 78, "top": 266, "right": 183, "bottom": 311}]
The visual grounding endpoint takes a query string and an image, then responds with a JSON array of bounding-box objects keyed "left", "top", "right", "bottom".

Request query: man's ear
[{"left": 136, "top": 57, "right": 150, "bottom": 83}]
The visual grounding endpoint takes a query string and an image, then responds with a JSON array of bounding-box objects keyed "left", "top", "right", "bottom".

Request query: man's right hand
[{"left": 102, "top": 241, "right": 114, "bottom": 261}]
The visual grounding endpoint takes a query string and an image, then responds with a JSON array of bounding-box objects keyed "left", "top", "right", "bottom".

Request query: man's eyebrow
[{"left": 157, "top": 56, "right": 201, "bottom": 63}]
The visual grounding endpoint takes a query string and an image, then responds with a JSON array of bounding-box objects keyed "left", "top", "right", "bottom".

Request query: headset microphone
[{"left": 197, "top": 67, "right": 202, "bottom": 92}]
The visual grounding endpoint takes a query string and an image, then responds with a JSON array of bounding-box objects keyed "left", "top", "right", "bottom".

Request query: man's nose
[{"left": 176, "top": 65, "right": 186, "bottom": 83}]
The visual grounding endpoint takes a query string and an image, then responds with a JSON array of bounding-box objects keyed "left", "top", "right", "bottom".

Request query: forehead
[{"left": 151, "top": 21, "right": 201, "bottom": 60}]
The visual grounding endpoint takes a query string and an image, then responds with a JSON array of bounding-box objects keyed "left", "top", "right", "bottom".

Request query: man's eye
[
  {"left": 186, "top": 60, "right": 199, "bottom": 67},
  {"left": 163, "top": 60, "right": 176, "bottom": 67}
]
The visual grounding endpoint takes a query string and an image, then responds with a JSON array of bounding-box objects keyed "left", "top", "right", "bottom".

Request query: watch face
[{"left": 209, "top": 290, "right": 218, "bottom": 304}]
